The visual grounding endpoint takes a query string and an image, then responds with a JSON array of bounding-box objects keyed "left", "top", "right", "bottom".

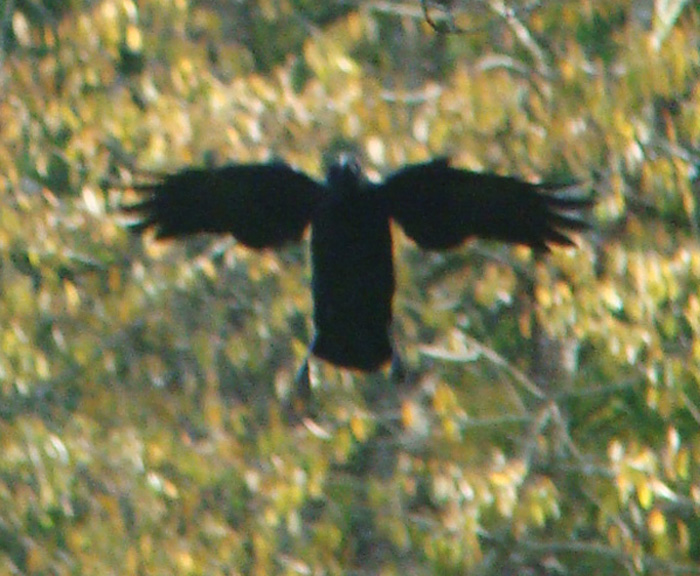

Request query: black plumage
[{"left": 124, "top": 156, "right": 591, "bottom": 373}]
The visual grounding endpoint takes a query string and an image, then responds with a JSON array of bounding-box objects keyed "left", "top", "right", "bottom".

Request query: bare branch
[
  {"left": 419, "top": 332, "right": 546, "bottom": 400},
  {"left": 488, "top": 0, "right": 552, "bottom": 78},
  {"left": 421, "top": 0, "right": 462, "bottom": 34}
]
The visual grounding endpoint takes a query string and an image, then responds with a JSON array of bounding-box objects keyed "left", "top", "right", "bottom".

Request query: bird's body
[
  {"left": 310, "top": 160, "right": 394, "bottom": 371},
  {"left": 125, "top": 156, "right": 591, "bottom": 374}
]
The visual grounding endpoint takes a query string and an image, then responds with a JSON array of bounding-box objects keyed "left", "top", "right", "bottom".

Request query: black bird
[{"left": 125, "top": 155, "right": 590, "bottom": 375}]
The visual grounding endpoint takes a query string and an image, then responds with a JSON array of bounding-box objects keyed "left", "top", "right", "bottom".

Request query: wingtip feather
[
  {"left": 548, "top": 196, "right": 596, "bottom": 211},
  {"left": 121, "top": 199, "right": 156, "bottom": 214},
  {"left": 547, "top": 229, "right": 578, "bottom": 247},
  {"left": 549, "top": 213, "right": 591, "bottom": 232},
  {"left": 125, "top": 219, "right": 154, "bottom": 235}
]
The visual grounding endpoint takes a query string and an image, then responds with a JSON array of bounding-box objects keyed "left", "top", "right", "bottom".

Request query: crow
[{"left": 124, "top": 155, "right": 591, "bottom": 378}]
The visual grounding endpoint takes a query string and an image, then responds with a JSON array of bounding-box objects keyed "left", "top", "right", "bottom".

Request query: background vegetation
[{"left": 1, "top": 0, "right": 699, "bottom": 574}]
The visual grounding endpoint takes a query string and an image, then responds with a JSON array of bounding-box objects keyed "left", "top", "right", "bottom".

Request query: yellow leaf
[
  {"left": 433, "top": 382, "right": 453, "bottom": 415},
  {"left": 350, "top": 414, "right": 368, "bottom": 442},
  {"left": 64, "top": 280, "right": 80, "bottom": 313},
  {"left": 638, "top": 479, "right": 653, "bottom": 509},
  {"left": 648, "top": 508, "right": 666, "bottom": 535},
  {"left": 401, "top": 399, "right": 416, "bottom": 428},
  {"left": 125, "top": 24, "right": 142, "bottom": 51},
  {"left": 35, "top": 353, "right": 49, "bottom": 379},
  {"left": 176, "top": 551, "right": 194, "bottom": 572}
]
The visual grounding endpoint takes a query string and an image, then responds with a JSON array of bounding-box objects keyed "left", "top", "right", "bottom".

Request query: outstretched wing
[
  {"left": 380, "top": 158, "right": 592, "bottom": 251},
  {"left": 124, "top": 162, "right": 325, "bottom": 249}
]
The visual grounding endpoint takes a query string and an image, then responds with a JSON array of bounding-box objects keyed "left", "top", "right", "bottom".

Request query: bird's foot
[
  {"left": 389, "top": 352, "right": 407, "bottom": 384},
  {"left": 283, "top": 358, "right": 317, "bottom": 422}
]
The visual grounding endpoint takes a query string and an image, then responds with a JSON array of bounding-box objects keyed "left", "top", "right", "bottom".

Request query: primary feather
[{"left": 124, "top": 162, "right": 324, "bottom": 248}]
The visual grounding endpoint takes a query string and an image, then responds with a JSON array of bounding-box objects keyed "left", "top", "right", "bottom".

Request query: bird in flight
[{"left": 124, "top": 155, "right": 590, "bottom": 382}]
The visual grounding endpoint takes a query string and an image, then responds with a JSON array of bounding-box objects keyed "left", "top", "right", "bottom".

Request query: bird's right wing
[{"left": 123, "top": 162, "right": 325, "bottom": 248}]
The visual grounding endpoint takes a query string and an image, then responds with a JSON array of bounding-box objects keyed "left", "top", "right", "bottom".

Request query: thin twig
[
  {"left": 488, "top": 0, "right": 552, "bottom": 78},
  {"left": 421, "top": 0, "right": 460, "bottom": 34},
  {"left": 426, "top": 331, "right": 546, "bottom": 400}
]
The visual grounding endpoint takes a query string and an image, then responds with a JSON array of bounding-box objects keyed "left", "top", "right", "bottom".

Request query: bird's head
[{"left": 326, "top": 153, "right": 363, "bottom": 194}]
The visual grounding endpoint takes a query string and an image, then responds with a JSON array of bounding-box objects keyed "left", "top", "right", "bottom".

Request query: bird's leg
[
  {"left": 294, "top": 356, "right": 312, "bottom": 403},
  {"left": 284, "top": 352, "right": 317, "bottom": 422},
  {"left": 389, "top": 349, "right": 406, "bottom": 384}
]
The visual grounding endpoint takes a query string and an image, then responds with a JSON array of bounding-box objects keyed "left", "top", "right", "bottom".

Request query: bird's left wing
[
  {"left": 379, "top": 158, "right": 592, "bottom": 251},
  {"left": 123, "top": 162, "right": 325, "bottom": 249}
]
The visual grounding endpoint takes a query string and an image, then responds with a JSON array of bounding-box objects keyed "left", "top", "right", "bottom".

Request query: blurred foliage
[{"left": 1, "top": 0, "right": 700, "bottom": 574}]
